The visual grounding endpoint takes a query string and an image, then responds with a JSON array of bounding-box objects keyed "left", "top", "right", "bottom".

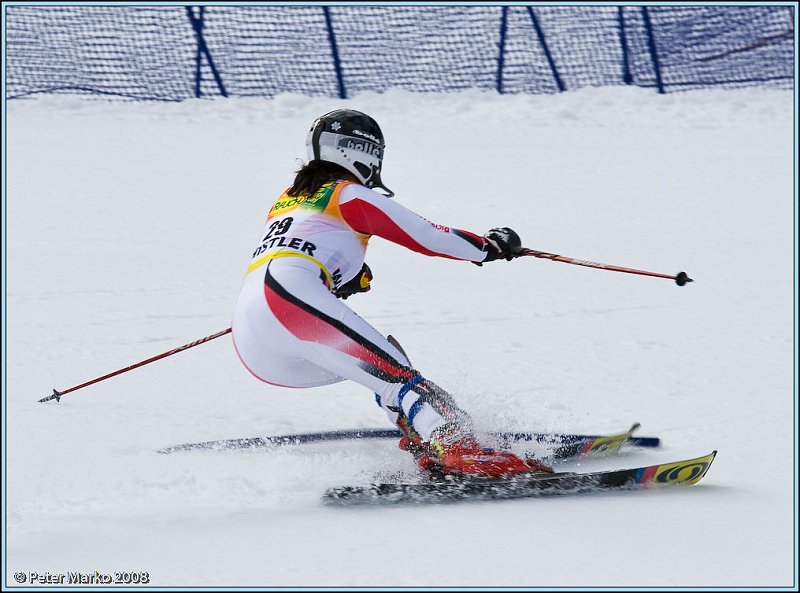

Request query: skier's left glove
[
  {"left": 334, "top": 263, "right": 373, "bottom": 299},
  {"left": 481, "top": 227, "right": 523, "bottom": 263}
]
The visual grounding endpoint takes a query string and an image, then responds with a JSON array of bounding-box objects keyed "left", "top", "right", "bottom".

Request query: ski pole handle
[
  {"left": 517, "top": 248, "right": 692, "bottom": 286},
  {"left": 39, "top": 327, "right": 232, "bottom": 403}
]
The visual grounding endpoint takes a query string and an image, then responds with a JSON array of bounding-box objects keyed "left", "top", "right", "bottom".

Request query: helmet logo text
[{"left": 339, "top": 137, "right": 382, "bottom": 158}]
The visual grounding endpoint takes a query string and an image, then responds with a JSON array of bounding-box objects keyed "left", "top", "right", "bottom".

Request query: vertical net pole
[
  {"left": 641, "top": 6, "right": 665, "bottom": 94},
  {"left": 617, "top": 6, "right": 633, "bottom": 85},
  {"left": 323, "top": 6, "right": 346, "bottom": 99},
  {"left": 496, "top": 6, "right": 509, "bottom": 94},
  {"left": 528, "top": 6, "right": 565, "bottom": 92}
]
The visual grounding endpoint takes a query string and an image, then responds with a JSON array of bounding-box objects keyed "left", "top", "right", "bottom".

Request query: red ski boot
[{"left": 419, "top": 425, "right": 555, "bottom": 477}]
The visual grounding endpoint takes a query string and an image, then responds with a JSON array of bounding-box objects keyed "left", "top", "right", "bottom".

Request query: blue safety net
[{"left": 6, "top": 5, "right": 794, "bottom": 101}]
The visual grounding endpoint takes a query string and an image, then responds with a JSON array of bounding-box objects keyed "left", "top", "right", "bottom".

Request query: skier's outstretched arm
[{"left": 338, "top": 184, "right": 518, "bottom": 263}]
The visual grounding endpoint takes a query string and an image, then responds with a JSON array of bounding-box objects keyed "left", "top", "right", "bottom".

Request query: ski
[
  {"left": 545, "top": 422, "right": 644, "bottom": 459},
  {"left": 322, "top": 450, "right": 717, "bottom": 505},
  {"left": 157, "top": 423, "right": 658, "bottom": 456}
]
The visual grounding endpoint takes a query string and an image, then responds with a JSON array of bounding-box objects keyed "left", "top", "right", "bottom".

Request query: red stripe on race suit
[
  {"left": 340, "top": 197, "right": 482, "bottom": 260},
  {"left": 263, "top": 272, "right": 414, "bottom": 383}
]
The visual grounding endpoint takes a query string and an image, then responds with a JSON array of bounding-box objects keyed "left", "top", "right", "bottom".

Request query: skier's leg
[
  {"left": 233, "top": 268, "right": 346, "bottom": 388},
  {"left": 237, "top": 258, "right": 550, "bottom": 476},
  {"left": 255, "top": 258, "right": 469, "bottom": 441}
]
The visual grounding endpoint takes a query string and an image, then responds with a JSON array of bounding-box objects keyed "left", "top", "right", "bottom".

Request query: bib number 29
[{"left": 264, "top": 217, "right": 293, "bottom": 241}]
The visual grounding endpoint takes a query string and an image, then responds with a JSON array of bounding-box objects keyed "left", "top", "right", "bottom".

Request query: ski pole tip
[
  {"left": 38, "top": 389, "right": 61, "bottom": 403},
  {"left": 675, "top": 272, "right": 693, "bottom": 286}
]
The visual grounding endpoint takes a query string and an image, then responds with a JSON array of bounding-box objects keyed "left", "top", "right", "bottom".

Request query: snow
[{"left": 5, "top": 86, "right": 796, "bottom": 588}]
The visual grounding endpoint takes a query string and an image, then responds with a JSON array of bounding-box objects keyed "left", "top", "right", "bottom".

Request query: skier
[{"left": 232, "top": 109, "right": 553, "bottom": 477}]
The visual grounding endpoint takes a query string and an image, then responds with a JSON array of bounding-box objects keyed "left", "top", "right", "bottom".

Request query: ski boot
[{"left": 417, "top": 424, "right": 555, "bottom": 478}]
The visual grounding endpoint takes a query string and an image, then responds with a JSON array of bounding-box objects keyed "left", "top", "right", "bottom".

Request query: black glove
[
  {"left": 334, "top": 263, "right": 373, "bottom": 299},
  {"left": 482, "top": 227, "right": 522, "bottom": 262}
]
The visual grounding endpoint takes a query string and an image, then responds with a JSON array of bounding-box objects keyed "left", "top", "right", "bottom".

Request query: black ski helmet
[{"left": 306, "top": 109, "right": 394, "bottom": 197}]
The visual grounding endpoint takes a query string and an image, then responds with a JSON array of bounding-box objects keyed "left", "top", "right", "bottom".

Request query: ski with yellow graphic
[
  {"left": 323, "top": 451, "right": 717, "bottom": 505},
  {"left": 548, "top": 422, "right": 644, "bottom": 459}
]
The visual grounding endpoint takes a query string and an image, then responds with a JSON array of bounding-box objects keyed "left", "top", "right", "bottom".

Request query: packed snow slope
[{"left": 5, "top": 87, "right": 796, "bottom": 588}]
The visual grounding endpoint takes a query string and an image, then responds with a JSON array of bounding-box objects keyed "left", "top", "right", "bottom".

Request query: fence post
[
  {"left": 496, "top": 6, "right": 509, "bottom": 93},
  {"left": 527, "top": 6, "right": 565, "bottom": 92},
  {"left": 641, "top": 6, "right": 665, "bottom": 94},
  {"left": 617, "top": 6, "right": 633, "bottom": 85},
  {"left": 323, "top": 7, "right": 346, "bottom": 100},
  {"left": 192, "top": 7, "right": 203, "bottom": 97},
  {"left": 185, "top": 6, "right": 228, "bottom": 98}
]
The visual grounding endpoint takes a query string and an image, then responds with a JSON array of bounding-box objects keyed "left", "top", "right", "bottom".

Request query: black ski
[
  {"left": 323, "top": 451, "right": 717, "bottom": 505},
  {"left": 157, "top": 423, "right": 658, "bottom": 456}
]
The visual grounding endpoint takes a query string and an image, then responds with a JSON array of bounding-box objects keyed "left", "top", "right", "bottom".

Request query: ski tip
[{"left": 650, "top": 450, "right": 717, "bottom": 487}]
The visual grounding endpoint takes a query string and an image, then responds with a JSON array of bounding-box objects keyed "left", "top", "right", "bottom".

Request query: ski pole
[
  {"left": 39, "top": 327, "right": 232, "bottom": 403},
  {"left": 517, "top": 248, "right": 693, "bottom": 286}
]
